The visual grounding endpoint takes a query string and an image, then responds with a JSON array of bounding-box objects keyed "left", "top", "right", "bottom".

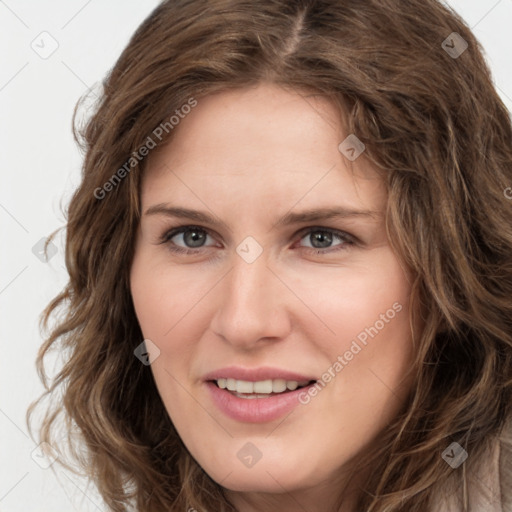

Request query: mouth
[
  {"left": 205, "top": 377, "right": 319, "bottom": 422},
  {"left": 203, "top": 367, "right": 319, "bottom": 422},
  {"left": 209, "top": 378, "right": 317, "bottom": 399}
]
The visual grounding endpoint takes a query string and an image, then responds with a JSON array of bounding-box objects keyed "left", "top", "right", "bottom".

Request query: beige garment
[
  {"left": 500, "top": 425, "right": 512, "bottom": 512},
  {"left": 432, "top": 421, "right": 512, "bottom": 511}
]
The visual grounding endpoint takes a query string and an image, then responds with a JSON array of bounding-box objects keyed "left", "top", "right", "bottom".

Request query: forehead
[{"left": 141, "top": 83, "right": 385, "bottom": 215}]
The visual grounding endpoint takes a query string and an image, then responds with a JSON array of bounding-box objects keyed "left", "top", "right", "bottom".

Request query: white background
[{"left": 1, "top": 1, "right": 511, "bottom": 510}]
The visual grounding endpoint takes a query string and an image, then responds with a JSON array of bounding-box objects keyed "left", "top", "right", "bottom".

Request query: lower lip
[{"left": 205, "top": 381, "right": 316, "bottom": 423}]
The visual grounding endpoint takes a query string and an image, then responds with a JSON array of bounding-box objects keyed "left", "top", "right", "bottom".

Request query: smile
[
  {"left": 215, "top": 378, "right": 313, "bottom": 396},
  {"left": 206, "top": 379, "right": 318, "bottom": 423}
]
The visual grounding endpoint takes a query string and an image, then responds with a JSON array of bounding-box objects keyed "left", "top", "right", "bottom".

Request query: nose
[{"left": 210, "top": 251, "right": 292, "bottom": 351}]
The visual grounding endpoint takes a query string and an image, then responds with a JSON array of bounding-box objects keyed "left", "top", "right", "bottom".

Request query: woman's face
[{"left": 130, "top": 83, "right": 416, "bottom": 508}]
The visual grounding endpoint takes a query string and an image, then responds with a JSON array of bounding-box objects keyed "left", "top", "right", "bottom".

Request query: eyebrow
[{"left": 143, "top": 204, "right": 382, "bottom": 230}]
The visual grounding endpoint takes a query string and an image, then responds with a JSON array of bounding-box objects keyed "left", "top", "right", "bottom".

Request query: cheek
[
  {"left": 330, "top": 256, "right": 414, "bottom": 417},
  {"left": 130, "top": 248, "right": 207, "bottom": 341},
  {"left": 291, "top": 248, "right": 412, "bottom": 352},
  {"left": 296, "top": 248, "right": 415, "bottom": 406},
  {"left": 130, "top": 252, "right": 202, "bottom": 420}
]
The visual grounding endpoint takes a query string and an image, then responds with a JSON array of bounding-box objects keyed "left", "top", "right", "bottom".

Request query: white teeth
[
  {"left": 237, "top": 380, "right": 254, "bottom": 393},
  {"left": 272, "top": 379, "right": 287, "bottom": 393},
  {"left": 215, "top": 378, "right": 310, "bottom": 394},
  {"left": 286, "top": 381, "right": 298, "bottom": 391},
  {"left": 253, "top": 380, "right": 273, "bottom": 394}
]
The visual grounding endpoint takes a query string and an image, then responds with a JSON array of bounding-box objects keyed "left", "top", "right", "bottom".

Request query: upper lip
[{"left": 203, "top": 366, "right": 317, "bottom": 383}]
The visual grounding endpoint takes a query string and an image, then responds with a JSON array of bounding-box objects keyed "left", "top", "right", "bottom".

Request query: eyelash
[{"left": 157, "top": 224, "right": 357, "bottom": 256}]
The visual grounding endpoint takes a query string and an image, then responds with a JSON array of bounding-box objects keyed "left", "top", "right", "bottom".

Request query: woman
[{"left": 26, "top": 0, "right": 512, "bottom": 510}]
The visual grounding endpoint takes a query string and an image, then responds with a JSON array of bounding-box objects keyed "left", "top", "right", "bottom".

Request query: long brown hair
[{"left": 26, "top": 0, "right": 512, "bottom": 510}]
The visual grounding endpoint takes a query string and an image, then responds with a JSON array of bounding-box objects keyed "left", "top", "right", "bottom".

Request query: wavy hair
[{"left": 26, "top": 0, "right": 512, "bottom": 510}]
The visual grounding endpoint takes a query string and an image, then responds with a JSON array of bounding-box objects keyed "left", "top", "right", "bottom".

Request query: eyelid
[
  {"left": 158, "top": 224, "right": 358, "bottom": 253},
  {"left": 294, "top": 225, "right": 358, "bottom": 245},
  {"left": 159, "top": 225, "right": 220, "bottom": 245}
]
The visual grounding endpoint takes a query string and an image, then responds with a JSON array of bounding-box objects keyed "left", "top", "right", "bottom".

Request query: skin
[{"left": 130, "top": 82, "right": 417, "bottom": 512}]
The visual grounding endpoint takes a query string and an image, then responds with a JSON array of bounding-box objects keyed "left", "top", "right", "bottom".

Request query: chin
[
  {"left": 214, "top": 471, "right": 300, "bottom": 493},
  {"left": 203, "top": 458, "right": 321, "bottom": 494}
]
